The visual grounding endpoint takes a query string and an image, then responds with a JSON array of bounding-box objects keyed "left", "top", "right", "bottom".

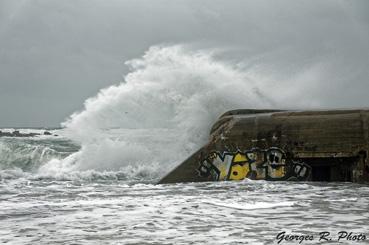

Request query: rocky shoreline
[{"left": 0, "top": 130, "right": 56, "bottom": 137}]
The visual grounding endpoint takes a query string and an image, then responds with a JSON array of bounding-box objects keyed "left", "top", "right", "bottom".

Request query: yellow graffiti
[
  {"left": 199, "top": 147, "right": 311, "bottom": 181},
  {"left": 200, "top": 148, "right": 294, "bottom": 181},
  {"left": 229, "top": 164, "right": 249, "bottom": 180},
  {"left": 229, "top": 153, "right": 250, "bottom": 180},
  {"left": 218, "top": 164, "right": 229, "bottom": 180},
  {"left": 268, "top": 165, "right": 285, "bottom": 178}
]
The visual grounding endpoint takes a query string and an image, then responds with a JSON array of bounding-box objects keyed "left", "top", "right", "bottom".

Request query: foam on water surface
[
  {"left": 1, "top": 180, "right": 368, "bottom": 244},
  {"left": 202, "top": 200, "right": 296, "bottom": 210}
]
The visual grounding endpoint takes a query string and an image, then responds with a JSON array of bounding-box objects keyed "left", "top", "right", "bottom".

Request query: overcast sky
[{"left": 1, "top": 0, "right": 369, "bottom": 127}]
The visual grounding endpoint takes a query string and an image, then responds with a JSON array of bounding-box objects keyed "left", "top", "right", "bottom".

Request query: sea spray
[
  {"left": 2, "top": 45, "right": 277, "bottom": 180},
  {"left": 41, "top": 45, "right": 269, "bottom": 179}
]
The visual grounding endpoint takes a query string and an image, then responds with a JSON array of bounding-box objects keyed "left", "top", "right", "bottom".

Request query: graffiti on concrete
[{"left": 198, "top": 147, "right": 311, "bottom": 181}]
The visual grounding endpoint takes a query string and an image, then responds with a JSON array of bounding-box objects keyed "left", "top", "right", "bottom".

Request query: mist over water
[
  {"left": 36, "top": 45, "right": 279, "bottom": 180},
  {"left": 2, "top": 44, "right": 363, "bottom": 180},
  {"left": 2, "top": 39, "right": 369, "bottom": 181}
]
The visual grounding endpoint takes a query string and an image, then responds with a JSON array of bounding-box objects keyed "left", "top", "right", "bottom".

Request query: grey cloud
[{"left": 0, "top": 0, "right": 368, "bottom": 127}]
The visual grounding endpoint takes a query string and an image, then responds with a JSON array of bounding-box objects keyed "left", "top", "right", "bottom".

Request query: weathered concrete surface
[{"left": 159, "top": 109, "right": 369, "bottom": 184}]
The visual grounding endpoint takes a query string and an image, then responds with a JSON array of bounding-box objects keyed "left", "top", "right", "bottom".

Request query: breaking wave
[
  {"left": 1, "top": 45, "right": 285, "bottom": 181},
  {"left": 0, "top": 133, "right": 79, "bottom": 179}
]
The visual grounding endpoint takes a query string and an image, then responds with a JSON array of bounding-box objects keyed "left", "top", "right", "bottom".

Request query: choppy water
[
  {"left": 1, "top": 133, "right": 369, "bottom": 244},
  {"left": 1, "top": 177, "right": 369, "bottom": 244},
  {"left": 1, "top": 46, "right": 369, "bottom": 244}
]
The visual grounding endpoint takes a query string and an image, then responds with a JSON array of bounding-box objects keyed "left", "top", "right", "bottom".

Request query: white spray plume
[{"left": 41, "top": 45, "right": 283, "bottom": 178}]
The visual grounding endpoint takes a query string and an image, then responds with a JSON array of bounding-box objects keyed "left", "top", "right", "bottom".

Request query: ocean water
[
  {"left": 1, "top": 136, "right": 368, "bottom": 245},
  {"left": 1, "top": 46, "right": 369, "bottom": 244}
]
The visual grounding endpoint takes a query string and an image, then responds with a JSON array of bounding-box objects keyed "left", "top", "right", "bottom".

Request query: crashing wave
[{"left": 2, "top": 45, "right": 276, "bottom": 181}]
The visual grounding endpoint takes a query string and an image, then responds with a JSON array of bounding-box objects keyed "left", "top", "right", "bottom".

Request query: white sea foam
[
  {"left": 36, "top": 45, "right": 275, "bottom": 179},
  {"left": 1, "top": 45, "right": 323, "bottom": 180},
  {"left": 202, "top": 200, "right": 295, "bottom": 210}
]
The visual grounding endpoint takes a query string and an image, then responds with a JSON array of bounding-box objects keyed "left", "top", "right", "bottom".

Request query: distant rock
[{"left": 0, "top": 130, "right": 41, "bottom": 138}]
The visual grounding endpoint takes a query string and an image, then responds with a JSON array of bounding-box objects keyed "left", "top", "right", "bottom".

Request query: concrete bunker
[{"left": 159, "top": 109, "right": 369, "bottom": 184}]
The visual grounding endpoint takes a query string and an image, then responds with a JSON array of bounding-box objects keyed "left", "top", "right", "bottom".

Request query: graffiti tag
[{"left": 198, "top": 147, "right": 311, "bottom": 181}]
